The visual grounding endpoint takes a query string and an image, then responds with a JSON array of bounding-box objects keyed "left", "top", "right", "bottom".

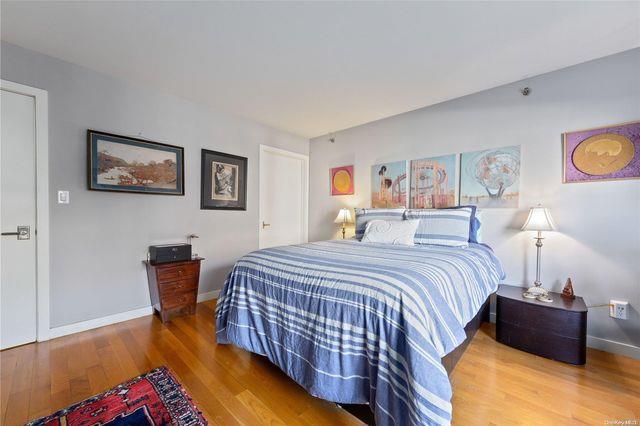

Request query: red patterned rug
[{"left": 26, "top": 366, "right": 207, "bottom": 426}]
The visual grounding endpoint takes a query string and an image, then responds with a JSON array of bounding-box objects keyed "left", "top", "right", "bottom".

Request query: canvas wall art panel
[
  {"left": 409, "top": 154, "right": 456, "bottom": 208},
  {"left": 371, "top": 161, "right": 407, "bottom": 208},
  {"left": 460, "top": 146, "right": 520, "bottom": 208},
  {"left": 201, "top": 149, "right": 247, "bottom": 210},
  {"left": 563, "top": 120, "right": 640, "bottom": 183},
  {"left": 87, "top": 130, "right": 184, "bottom": 195},
  {"left": 330, "top": 165, "right": 354, "bottom": 195}
]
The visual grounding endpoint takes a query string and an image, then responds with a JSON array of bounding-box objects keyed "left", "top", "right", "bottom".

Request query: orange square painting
[{"left": 330, "top": 165, "right": 354, "bottom": 196}]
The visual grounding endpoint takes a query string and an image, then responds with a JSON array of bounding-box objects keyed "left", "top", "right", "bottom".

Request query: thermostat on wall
[{"left": 57, "top": 190, "right": 69, "bottom": 204}]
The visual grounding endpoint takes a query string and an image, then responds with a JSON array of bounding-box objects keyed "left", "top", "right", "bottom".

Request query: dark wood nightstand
[
  {"left": 496, "top": 284, "right": 587, "bottom": 365},
  {"left": 144, "top": 257, "right": 203, "bottom": 323}
]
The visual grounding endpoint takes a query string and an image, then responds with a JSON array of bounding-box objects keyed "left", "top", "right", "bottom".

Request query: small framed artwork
[
  {"left": 201, "top": 149, "right": 248, "bottom": 210},
  {"left": 563, "top": 120, "right": 640, "bottom": 183},
  {"left": 330, "top": 165, "right": 354, "bottom": 196},
  {"left": 87, "top": 130, "right": 184, "bottom": 195}
]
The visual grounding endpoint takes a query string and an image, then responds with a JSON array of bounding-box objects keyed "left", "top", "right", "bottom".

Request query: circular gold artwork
[
  {"left": 333, "top": 170, "right": 352, "bottom": 193},
  {"left": 572, "top": 133, "right": 635, "bottom": 176}
]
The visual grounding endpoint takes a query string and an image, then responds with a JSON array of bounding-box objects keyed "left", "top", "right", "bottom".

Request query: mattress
[{"left": 216, "top": 240, "right": 504, "bottom": 425}]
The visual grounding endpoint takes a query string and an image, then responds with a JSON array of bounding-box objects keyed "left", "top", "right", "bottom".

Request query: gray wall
[
  {"left": 1, "top": 42, "right": 309, "bottom": 328},
  {"left": 309, "top": 49, "right": 640, "bottom": 350}
]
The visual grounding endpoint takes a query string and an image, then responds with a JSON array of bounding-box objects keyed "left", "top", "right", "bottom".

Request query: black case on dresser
[
  {"left": 496, "top": 285, "right": 587, "bottom": 365},
  {"left": 149, "top": 243, "right": 192, "bottom": 264}
]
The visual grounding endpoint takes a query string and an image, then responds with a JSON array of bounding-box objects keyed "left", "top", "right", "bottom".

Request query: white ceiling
[{"left": 2, "top": 1, "right": 639, "bottom": 138}]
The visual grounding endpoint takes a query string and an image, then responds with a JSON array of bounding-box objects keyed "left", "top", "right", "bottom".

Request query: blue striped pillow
[
  {"left": 354, "top": 208, "right": 406, "bottom": 240},
  {"left": 404, "top": 207, "right": 473, "bottom": 247}
]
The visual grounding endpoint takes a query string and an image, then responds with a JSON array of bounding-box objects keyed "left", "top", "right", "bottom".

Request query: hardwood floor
[{"left": 2, "top": 300, "right": 638, "bottom": 425}]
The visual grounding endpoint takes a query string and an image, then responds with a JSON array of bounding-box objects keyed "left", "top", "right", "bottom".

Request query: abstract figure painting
[
  {"left": 212, "top": 162, "right": 238, "bottom": 201},
  {"left": 460, "top": 146, "right": 520, "bottom": 208},
  {"left": 371, "top": 161, "right": 407, "bottom": 208},
  {"left": 564, "top": 121, "right": 640, "bottom": 183},
  {"left": 330, "top": 165, "right": 354, "bottom": 195},
  {"left": 201, "top": 149, "right": 247, "bottom": 210},
  {"left": 409, "top": 154, "right": 456, "bottom": 208},
  {"left": 87, "top": 130, "right": 184, "bottom": 195}
]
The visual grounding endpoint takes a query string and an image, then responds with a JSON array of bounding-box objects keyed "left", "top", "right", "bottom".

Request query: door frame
[
  {"left": 259, "top": 145, "right": 309, "bottom": 248},
  {"left": 1, "top": 79, "right": 50, "bottom": 342}
]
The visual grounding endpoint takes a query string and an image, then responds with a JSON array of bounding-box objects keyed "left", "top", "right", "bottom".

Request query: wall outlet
[{"left": 609, "top": 300, "right": 629, "bottom": 320}]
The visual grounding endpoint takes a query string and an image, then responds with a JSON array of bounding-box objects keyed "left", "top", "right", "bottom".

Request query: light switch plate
[{"left": 58, "top": 190, "right": 69, "bottom": 204}]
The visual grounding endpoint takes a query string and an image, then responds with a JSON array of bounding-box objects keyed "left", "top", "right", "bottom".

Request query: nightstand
[
  {"left": 144, "top": 257, "right": 203, "bottom": 323},
  {"left": 496, "top": 284, "right": 587, "bottom": 365}
]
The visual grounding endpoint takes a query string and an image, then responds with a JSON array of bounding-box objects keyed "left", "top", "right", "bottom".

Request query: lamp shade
[
  {"left": 334, "top": 208, "right": 354, "bottom": 224},
  {"left": 522, "top": 205, "right": 556, "bottom": 231}
]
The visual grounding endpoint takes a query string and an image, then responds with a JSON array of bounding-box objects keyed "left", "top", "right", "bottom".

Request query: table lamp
[
  {"left": 521, "top": 205, "right": 556, "bottom": 302},
  {"left": 334, "top": 208, "right": 354, "bottom": 239}
]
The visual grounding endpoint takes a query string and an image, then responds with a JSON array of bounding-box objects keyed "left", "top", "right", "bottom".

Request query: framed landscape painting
[
  {"left": 409, "top": 154, "right": 457, "bottom": 208},
  {"left": 87, "top": 130, "right": 184, "bottom": 195},
  {"left": 330, "top": 165, "right": 354, "bottom": 196},
  {"left": 371, "top": 160, "right": 407, "bottom": 208},
  {"left": 201, "top": 149, "right": 247, "bottom": 210},
  {"left": 460, "top": 145, "right": 520, "bottom": 208},
  {"left": 563, "top": 120, "right": 640, "bottom": 183}
]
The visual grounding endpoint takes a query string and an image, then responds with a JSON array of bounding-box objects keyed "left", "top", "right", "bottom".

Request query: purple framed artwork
[{"left": 563, "top": 120, "right": 640, "bottom": 183}]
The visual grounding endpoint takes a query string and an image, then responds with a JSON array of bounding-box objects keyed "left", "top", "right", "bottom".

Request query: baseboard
[
  {"left": 489, "top": 312, "right": 639, "bottom": 359},
  {"left": 47, "top": 305, "right": 153, "bottom": 340},
  {"left": 46, "top": 289, "right": 221, "bottom": 341},
  {"left": 197, "top": 289, "right": 220, "bottom": 302},
  {"left": 587, "top": 335, "right": 640, "bottom": 360}
]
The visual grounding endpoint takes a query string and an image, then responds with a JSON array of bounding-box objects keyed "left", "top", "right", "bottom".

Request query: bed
[{"left": 215, "top": 239, "right": 504, "bottom": 425}]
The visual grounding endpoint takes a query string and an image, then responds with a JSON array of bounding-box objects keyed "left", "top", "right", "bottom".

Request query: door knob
[
  {"left": 262, "top": 221, "right": 271, "bottom": 229},
  {"left": 1, "top": 225, "right": 30, "bottom": 240}
]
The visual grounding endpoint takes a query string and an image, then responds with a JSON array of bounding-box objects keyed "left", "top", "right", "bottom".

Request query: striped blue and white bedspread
[{"left": 215, "top": 240, "right": 504, "bottom": 425}]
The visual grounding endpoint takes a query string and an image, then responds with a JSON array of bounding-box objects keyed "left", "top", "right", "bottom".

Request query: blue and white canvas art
[{"left": 460, "top": 146, "right": 520, "bottom": 208}]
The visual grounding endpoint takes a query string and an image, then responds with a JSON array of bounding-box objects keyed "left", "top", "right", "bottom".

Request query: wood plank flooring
[{"left": 2, "top": 300, "right": 638, "bottom": 425}]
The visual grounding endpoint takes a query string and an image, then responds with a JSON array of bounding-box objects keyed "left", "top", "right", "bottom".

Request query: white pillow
[{"left": 361, "top": 219, "right": 420, "bottom": 246}]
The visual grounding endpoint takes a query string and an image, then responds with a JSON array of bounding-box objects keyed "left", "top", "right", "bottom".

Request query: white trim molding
[
  {"left": 47, "top": 290, "right": 221, "bottom": 340},
  {"left": 48, "top": 306, "right": 154, "bottom": 339},
  {"left": 587, "top": 335, "right": 640, "bottom": 360},
  {"left": 197, "top": 289, "right": 220, "bottom": 303},
  {"left": 1, "top": 80, "right": 50, "bottom": 343}
]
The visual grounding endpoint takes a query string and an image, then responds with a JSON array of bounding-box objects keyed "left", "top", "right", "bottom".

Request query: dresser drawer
[
  {"left": 497, "top": 320, "right": 586, "bottom": 365},
  {"left": 158, "top": 278, "right": 197, "bottom": 297},
  {"left": 156, "top": 263, "right": 198, "bottom": 283},
  {"left": 145, "top": 257, "right": 203, "bottom": 324},
  {"left": 497, "top": 297, "right": 586, "bottom": 339},
  {"left": 161, "top": 291, "right": 197, "bottom": 310}
]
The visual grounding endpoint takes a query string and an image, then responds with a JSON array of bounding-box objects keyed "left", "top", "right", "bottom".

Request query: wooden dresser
[
  {"left": 496, "top": 284, "right": 587, "bottom": 365},
  {"left": 144, "top": 257, "right": 203, "bottom": 323}
]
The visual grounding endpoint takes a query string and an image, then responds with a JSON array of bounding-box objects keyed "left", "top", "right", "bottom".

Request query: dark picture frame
[
  {"left": 87, "top": 130, "right": 184, "bottom": 195},
  {"left": 200, "top": 149, "right": 248, "bottom": 210}
]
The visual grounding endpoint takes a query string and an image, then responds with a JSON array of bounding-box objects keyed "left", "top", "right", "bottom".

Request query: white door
[
  {"left": 1, "top": 88, "right": 38, "bottom": 349},
  {"left": 259, "top": 146, "right": 308, "bottom": 249}
]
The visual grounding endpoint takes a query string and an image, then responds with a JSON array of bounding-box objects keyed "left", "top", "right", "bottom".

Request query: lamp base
[{"left": 523, "top": 285, "right": 553, "bottom": 302}]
